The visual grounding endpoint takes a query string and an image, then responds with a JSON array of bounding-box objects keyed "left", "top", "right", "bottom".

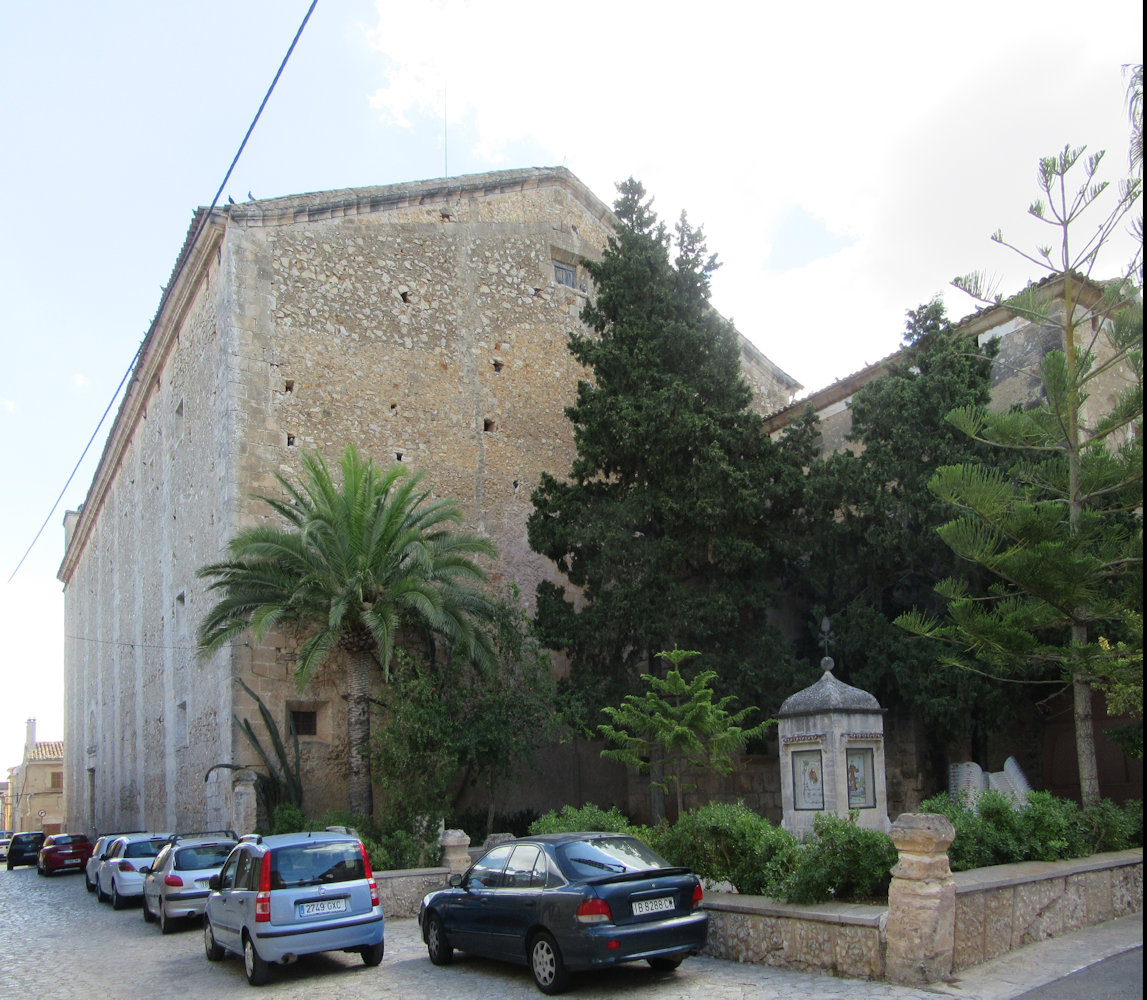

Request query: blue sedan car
[{"left": 418, "top": 832, "right": 708, "bottom": 994}]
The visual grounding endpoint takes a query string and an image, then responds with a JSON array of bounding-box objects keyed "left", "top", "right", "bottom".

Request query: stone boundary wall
[
  {"left": 951, "top": 849, "right": 1143, "bottom": 971},
  {"left": 701, "top": 849, "right": 1142, "bottom": 982},
  {"left": 376, "top": 866, "right": 451, "bottom": 919}
]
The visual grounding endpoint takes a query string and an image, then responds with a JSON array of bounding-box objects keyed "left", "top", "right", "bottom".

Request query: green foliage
[
  {"left": 528, "top": 802, "right": 633, "bottom": 835},
  {"left": 528, "top": 179, "right": 816, "bottom": 736},
  {"left": 919, "top": 790, "right": 1143, "bottom": 871},
  {"left": 197, "top": 444, "right": 497, "bottom": 817},
  {"left": 796, "top": 303, "right": 1025, "bottom": 753},
  {"left": 598, "top": 648, "right": 774, "bottom": 818},
  {"left": 779, "top": 813, "right": 898, "bottom": 904},
  {"left": 902, "top": 141, "right": 1143, "bottom": 806},
  {"left": 270, "top": 802, "right": 307, "bottom": 834},
  {"left": 373, "top": 587, "right": 561, "bottom": 839},
  {"left": 649, "top": 800, "right": 798, "bottom": 896}
]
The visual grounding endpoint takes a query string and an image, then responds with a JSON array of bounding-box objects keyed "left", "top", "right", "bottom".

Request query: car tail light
[
  {"left": 358, "top": 843, "right": 379, "bottom": 907},
  {"left": 255, "top": 852, "right": 273, "bottom": 923},
  {"left": 117, "top": 861, "right": 136, "bottom": 872},
  {"left": 691, "top": 884, "right": 704, "bottom": 909},
  {"left": 576, "top": 897, "right": 612, "bottom": 924},
  {"left": 164, "top": 874, "right": 184, "bottom": 887}
]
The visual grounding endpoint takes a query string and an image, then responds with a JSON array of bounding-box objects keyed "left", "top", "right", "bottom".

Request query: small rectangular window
[
  {"left": 51, "top": 771, "right": 64, "bottom": 790},
  {"left": 553, "top": 261, "right": 577, "bottom": 288},
  {"left": 291, "top": 710, "right": 318, "bottom": 737}
]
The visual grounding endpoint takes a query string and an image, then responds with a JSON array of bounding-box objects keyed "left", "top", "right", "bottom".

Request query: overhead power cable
[{"left": 8, "top": 0, "right": 319, "bottom": 584}]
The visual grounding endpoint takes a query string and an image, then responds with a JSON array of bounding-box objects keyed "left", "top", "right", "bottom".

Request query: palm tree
[{"left": 196, "top": 444, "right": 497, "bottom": 817}]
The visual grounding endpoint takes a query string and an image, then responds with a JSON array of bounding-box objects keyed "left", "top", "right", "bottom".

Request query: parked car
[
  {"left": 0, "top": 831, "right": 13, "bottom": 862},
  {"left": 418, "top": 832, "right": 708, "bottom": 994},
  {"left": 6, "top": 832, "right": 46, "bottom": 870},
  {"left": 141, "top": 832, "right": 238, "bottom": 933},
  {"left": 38, "top": 833, "right": 94, "bottom": 875},
  {"left": 83, "top": 832, "right": 145, "bottom": 892},
  {"left": 203, "top": 829, "right": 385, "bottom": 986},
  {"left": 95, "top": 833, "right": 171, "bottom": 909}
]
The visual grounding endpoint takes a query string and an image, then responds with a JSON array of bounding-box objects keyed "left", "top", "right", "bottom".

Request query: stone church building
[{"left": 57, "top": 167, "right": 801, "bottom": 834}]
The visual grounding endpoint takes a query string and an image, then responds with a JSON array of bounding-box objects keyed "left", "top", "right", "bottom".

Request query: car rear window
[
  {"left": 51, "top": 835, "right": 88, "bottom": 846},
  {"left": 175, "top": 844, "right": 234, "bottom": 870},
  {"left": 270, "top": 841, "right": 365, "bottom": 888},
  {"left": 557, "top": 837, "right": 672, "bottom": 879},
  {"left": 124, "top": 839, "right": 168, "bottom": 859}
]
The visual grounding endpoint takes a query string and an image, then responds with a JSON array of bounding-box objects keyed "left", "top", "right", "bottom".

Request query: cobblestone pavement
[{"left": 1, "top": 865, "right": 1138, "bottom": 1000}]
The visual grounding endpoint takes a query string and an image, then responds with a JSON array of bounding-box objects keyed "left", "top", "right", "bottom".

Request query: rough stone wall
[
  {"left": 62, "top": 241, "right": 237, "bottom": 835},
  {"left": 61, "top": 168, "right": 800, "bottom": 830}
]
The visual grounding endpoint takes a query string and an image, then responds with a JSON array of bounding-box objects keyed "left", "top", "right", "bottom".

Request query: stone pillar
[
  {"left": 439, "top": 829, "right": 471, "bottom": 875},
  {"left": 231, "top": 771, "right": 259, "bottom": 837},
  {"left": 885, "top": 813, "right": 956, "bottom": 985}
]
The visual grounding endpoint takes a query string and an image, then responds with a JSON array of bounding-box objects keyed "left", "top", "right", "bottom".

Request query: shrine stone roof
[{"left": 778, "top": 661, "right": 882, "bottom": 717}]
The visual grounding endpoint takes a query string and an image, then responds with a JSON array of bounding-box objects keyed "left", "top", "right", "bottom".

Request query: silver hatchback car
[
  {"left": 141, "top": 832, "right": 237, "bottom": 933},
  {"left": 203, "top": 829, "right": 385, "bottom": 986}
]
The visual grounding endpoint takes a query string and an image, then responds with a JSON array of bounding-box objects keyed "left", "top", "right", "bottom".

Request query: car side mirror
[
  {"left": 209, "top": 874, "right": 221, "bottom": 891},
  {"left": 449, "top": 873, "right": 463, "bottom": 888},
  {"left": 139, "top": 866, "right": 151, "bottom": 875}
]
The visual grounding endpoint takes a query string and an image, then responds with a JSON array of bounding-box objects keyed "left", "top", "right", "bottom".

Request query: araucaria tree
[
  {"left": 599, "top": 648, "right": 773, "bottom": 820},
  {"left": 897, "top": 142, "right": 1143, "bottom": 805},
  {"left": 528, "top": 179, "right": 811, "bottom": 724},
  {"left": 197, "top": 445, "right": 496, "bottom": 817}
]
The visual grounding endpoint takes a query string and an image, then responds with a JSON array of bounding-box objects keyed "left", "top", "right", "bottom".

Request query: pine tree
[
  {"left": 528, "top": 179, "right": 810, "bottom": 736},
  {"left": 896, "top": 142, "right": 1143, "bottom": 805},
  {"left": 799, "top": 303, "right": 1034, "bottom": 765}
]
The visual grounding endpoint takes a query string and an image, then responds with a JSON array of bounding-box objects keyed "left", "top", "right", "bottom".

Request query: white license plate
[
  {"left": 632, "top": 896, "right": 674, "bottom": 915},
  {"left": 299, "top": 898, "right": 348, "bottom": 917},
  {"left": 63, "top": 859, "right": 80, "bottom": 865},
  {"left": 196, "top": 878, "right": 212, "bottom": 888}
]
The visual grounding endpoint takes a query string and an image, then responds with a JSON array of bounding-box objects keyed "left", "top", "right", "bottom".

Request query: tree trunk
[
  {"left": 346, "top": 649, "right": 375, "bottom": 818},
  {"left": 1073, "top": 671, "right": 1101, "bottom": 806}
]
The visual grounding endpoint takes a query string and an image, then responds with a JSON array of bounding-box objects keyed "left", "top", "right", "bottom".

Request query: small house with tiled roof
[{"left": 8, "top": 719, "right": 64, "bottom": 834}]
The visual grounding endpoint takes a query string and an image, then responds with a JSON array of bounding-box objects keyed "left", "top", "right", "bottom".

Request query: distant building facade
[
  {"left": 58, "top": 168, "right": 800, "bottom": 835},
  {"left": 8, "top": 720, "right": 64, "bottom": 834}
]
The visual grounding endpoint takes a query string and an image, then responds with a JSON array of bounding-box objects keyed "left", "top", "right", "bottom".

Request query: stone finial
[
  {"left": 890, "top": 812, "right": 955, "bottom": 880},
  {"left": 438, "top": 828, "right": 471, "bottom": 875}
]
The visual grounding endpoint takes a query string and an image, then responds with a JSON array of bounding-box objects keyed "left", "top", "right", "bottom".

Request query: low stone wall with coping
[
  {"left": 701, "top": 896, "right": 886, "bottom": 978},
  {"left": 951, "top": 849, "right": 1143, "bottom": 970},
  {"left": 376, "top": 866, "right": 450, "bottom": 918},
  {"left": 702, "top": 846, "right": 1142, "bottom": 982}
]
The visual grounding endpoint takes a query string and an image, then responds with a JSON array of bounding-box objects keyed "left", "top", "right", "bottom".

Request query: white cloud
[
  {"left": 73, "top": 374, "right": 88, "bottom": 388},
  {"left": 3, "top": 399, "right": 14, "bottom": 414},
  {"left": 364, "top": 1, "right": 1140, "bottom": 396}
]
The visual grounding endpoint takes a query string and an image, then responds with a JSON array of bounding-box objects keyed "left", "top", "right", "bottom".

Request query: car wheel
[
  {"left": 360, "top": 941, "right": 384, "bottom": 966},
  {"left": 159, "top": 905, "right": 173, "bottom": 935},
  {"left": 243, "top": 933, "right": 269, "bottom": 986},
  {"left": 647, "top": 957, "right": 683, "bottom": 971},
  {"left": 97, "top": 877, "right": 109, "bottom": 903},
  {"left": 111, "top": 881, "right": 126, "bottom": 910},
  {"left": 425, "top": 912, "right": 453, "bottom": 966},
  {"left": 204, "top": 917, "right": 224, "bottom": 962},
  {"left": 84, "top": 870, "right": 95, "bottom": 893},
  {"left": 529, "top": 931, "right": 569, "bottom": 995},
  {"left": 142, "top": 896, "right": 155, "bottom": 922}
]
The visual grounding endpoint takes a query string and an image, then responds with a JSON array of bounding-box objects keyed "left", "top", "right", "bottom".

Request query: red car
[{"left": 38, "top": 834, "right": 94, "bottom": 875}]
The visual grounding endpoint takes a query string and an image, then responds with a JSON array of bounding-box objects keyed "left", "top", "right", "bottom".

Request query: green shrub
[
  {"left": 918, "top": 790, "right": 1142, "bottom": 872},
  {"left": 528, "top": 803, "right": 632, "bottom": 835},
  {"left": 650, "top": 801, "right": 798, "bottom": 895},
  {"left": 363, "top": 829, "right": 436, "bottom": 871},
  {"left": 270, "top": 802, "right": 307, "bottom": 834},
  {"left": 779, "top": 813, "right": 897, "bottom": 904}
]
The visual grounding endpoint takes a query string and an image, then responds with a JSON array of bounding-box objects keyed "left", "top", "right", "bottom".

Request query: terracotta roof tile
[{"left": 28, "top": 741, "right": 64, "bottom": 762}]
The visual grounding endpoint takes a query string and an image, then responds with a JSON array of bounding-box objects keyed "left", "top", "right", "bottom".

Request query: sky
[{"left": 0, "top": 0, "right": 1141, "bottom": 781}]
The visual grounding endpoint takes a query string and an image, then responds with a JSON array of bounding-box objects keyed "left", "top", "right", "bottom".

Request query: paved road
[
  {"left": 1012, "top": 948, "right": 1143, "bottom": 1000},
  {"left": 2, "top": 864, "right": 1140, "bottom": 1000},
  {"left": 0, "top": 864, "right": 944, "bottom": 1000}
]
